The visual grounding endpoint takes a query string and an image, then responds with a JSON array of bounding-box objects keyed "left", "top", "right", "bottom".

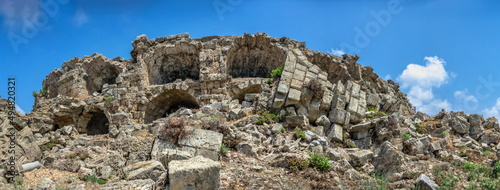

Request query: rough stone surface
[
  {"left": 123, "top": 160, "right": 165, "bottom": 181},
  {"left": 101, "top": 179, "right": 156, "bottom": 190},
  {"left": 416, "top": 174, "right": 438, "bottom": 190},
  {"left": 168, "top": 156, "right": 221, "bottom": 190}
]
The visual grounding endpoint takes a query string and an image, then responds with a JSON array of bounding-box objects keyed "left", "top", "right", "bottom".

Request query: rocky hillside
[{"left": 1, "top": 33, "right": 499, "bottom": 190}]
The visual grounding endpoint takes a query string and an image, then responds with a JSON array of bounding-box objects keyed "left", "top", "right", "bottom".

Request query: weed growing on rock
[
  {"left": 105, "top": 96, "right": 114, "bottom": 100},
  {"left": 270, "top": 65, "right": 284, "bottom": 79},
  {"left": 157, "top": 117, "right": 192, "bottom": 144},
  {"left": 293, "top": 129, "right": 306, "bottom": 140},
  {"left": 402, "top": 133, "right": 411, "bottom": 140},
  {"left": 280, "top": 127, "right": 286, "bottom": 133},
  {"left": 286, "top": 157, "right": 309, "bottom": 173},
  {"left": 414, "top": 123, "right": 426, "bottom": 134},
  {"left": 41, "top": 139, "right": 66, "bottom": 151},
  {"left": 84, "top": 174, "right": 107, "bottom": 184},
  {"left": 256, "top": 111, "right": 279, "bottom": 125},
  {"left": 308, "top": 152, "right": 332, "bottom": 172},
  {"left": 220, "top": 143, "right": 229, "bottom": 155}
]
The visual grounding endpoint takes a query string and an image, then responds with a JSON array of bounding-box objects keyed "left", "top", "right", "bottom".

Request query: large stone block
[
  {"left": 327, "top": 124, "right": 343, "bottom": 142},
  {"left": 277, "top": 81, "right": 290, "bottom": 95},
  {"left": 286, "top": 115, "right": 309, "bottom": 127},
  {"left": 347, "top": 97, "right": 360, "bottom": 115},
  {"left": 168, "top": 156, "right": 221, "bottom": 190},
  {"left": 154, "top": 149, "right": 192, "bottom": 168},
  {"left": 331, "top": 94, "right": 347, "bottom": 110},
  {"left": 328, "top": 108, "right": 350, "bottom": 125},
  {"left": 272, "top": 93, "right": 286, "bottom": 109},
  {"left": 285, "top": 88, "right": 302, "bottom": 106},
  {"left": 178, "top": 128, "right": 223, "bottom": 152},
  {"left": 346, "top": 149, "right": 374, "bottom": 167},
  {"left": 333, "top": 81, "right": 345, "bottom": 95},
  {"left": 123, "top": 160, "right": 165, "bottom": 181}
]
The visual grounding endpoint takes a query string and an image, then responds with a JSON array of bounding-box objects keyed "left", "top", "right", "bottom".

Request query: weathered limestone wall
[{"left": 33, "top": 32, "right": 414, "bottom": 135}]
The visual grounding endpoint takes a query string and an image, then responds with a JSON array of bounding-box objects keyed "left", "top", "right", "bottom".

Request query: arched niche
[{"left": 144, "top": 90, "right": 200, "bottom": 123}]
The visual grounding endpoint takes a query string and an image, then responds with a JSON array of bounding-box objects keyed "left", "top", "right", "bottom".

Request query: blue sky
[{"left": 0, "top": 0, "right": 499, "bottom": 118}]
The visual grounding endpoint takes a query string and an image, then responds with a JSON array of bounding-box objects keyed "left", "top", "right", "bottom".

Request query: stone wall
[{"left": 34, "top": 32, "right": 414, "bottom": 134}]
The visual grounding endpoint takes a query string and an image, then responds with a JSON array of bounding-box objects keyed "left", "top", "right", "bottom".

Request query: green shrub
[
  {"left": 464, "top": 161, "right": 477, "bottom": 172},
  {"left": 308, "top": 153, "right": 332, "bottom": 172},
  {"left": 84, "top": 174, "right": 107, "bottom": 184},
  {"left": 493, "top": 162, "right": 500, "bottom": 178},
  {"left": 367, "top": 113, "right": 375, "bottom": 118},
  {"left": 210, "top": 116, "right": 219, "bottom": 121},
  {"left": 270, "top": 65, "right": 284, "bottom": 79},
  {"left": 105, "top": 96, "right": 114, "bottom": 100},
  {"left": 402, "top": 133, "right": 411, "bottom": 140},
  {"left": 220, "top": 143, "right": 229, "bottom": 155},
  {"left": 256, "top": 111, "right": 279, "bottom": 125},
  {"left": 267, "top": 78, "right": 273, "bottom": 84},
  {"left": 294, "top": 130, "right": 306, "bottom": 140},
  {"left": 377, "top": 111, "right": 387, "bottom": 117},
  {"left": 415, "top": 123, "right": 426, "bottom": 134},
  {"left": 280, "top": 127, "right": 286, "bottom": 133},
  {"left": 40, "top": 86, "right": 48, "bottom": 96}
]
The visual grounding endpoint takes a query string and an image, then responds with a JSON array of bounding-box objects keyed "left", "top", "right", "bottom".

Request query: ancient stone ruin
[{"left": 1, "top": 33, "right": 499, "bottom": 189}]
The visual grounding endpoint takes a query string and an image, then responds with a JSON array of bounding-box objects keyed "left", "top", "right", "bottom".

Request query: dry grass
[{"left": 157, "top": 117, "right": 192, "bottom": 144}]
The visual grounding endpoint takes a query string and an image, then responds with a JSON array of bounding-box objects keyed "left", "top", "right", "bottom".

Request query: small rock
[
  {"left": 123, "top": 160, "right": 165, "bottom": 181},
  {"left": 315, "top": 115, "right": 331, "bottom": 128},
  {"left": 179, "top": 109, "right": 193, "bottom": 116},
  {"left": 35, "top": 178, "right": 55, "bottom": 190},
  {"left": 416, "top": 174, "right": 438, "bottom": 190}
]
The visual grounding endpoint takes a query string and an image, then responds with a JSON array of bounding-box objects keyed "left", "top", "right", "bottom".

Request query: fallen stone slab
[{"left": 168, "top": 156, "right": 221, "bottom": 190}]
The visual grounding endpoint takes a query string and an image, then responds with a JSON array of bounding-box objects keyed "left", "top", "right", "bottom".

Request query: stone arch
[
  {"left": 53, "top": 114, "right": 74, "bottom": 130},
  {"left": 144, "top": 90, "right": 200, "bottom": 123},
  {"left": 81, "top": 55, "right": 121, "bottom": 95},
  {"left": 146, "top": 46, "right": 201, "bottom": 85},
  {"left": 226, "top": 35, "right": 287, "bottom": 78},
  {"left": 78, "top": 108, "right": 110, "bottom": 135},
  {"left": 229, "top": 80, "right": 262, "bottom": 103}
]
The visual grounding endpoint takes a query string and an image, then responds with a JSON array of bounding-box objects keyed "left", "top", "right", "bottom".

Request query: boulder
[
  {"left": 154, "top": 149, "right": 192, "bottom": 168},
  {"left": 168, "top": 156, "right": 221, "bottom": 190},
  {"left": 449, "top": 116, "right": 470, "bottom": 134},
  {"left": 328, "top": 108, "right": 350, "bottom": 125},
  {"left": 326, "top": 124, "right": 343, "bottom": 142},
  {"left": 285, "top": 115, "right": 309, "bottom": 127},
  {"left": 123, "top": 160, "right": 165, "bottom": 181},
  {"left": 315, "top": 115, "right": 331, "bottom": 128},
  {"left": 346, "top": 149, "right": 374, "bottom": 167},
  {"left": 416, "top": 174, "right": 438, "bottom": 190},
  {"left": 373, "top": 141, "right": 405, "bottom": 176}
]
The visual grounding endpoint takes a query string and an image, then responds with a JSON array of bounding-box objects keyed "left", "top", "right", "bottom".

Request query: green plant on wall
[{"left": 270, "top": 65, "right": 284, "bottom": 79}]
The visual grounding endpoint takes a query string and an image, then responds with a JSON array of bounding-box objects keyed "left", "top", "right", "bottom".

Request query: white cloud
[
  {"left": 329, "top": 48, "right": 345, "bottom": 56},
  {"left": 15, "top": 104, "right": 26, "bottom": 115},
  {"left": 73, "top": 8, "right": 89, "bottom": 27},
  {"left": 383, "top": 74, "right": 392, "bottom": 80},
  {"left": 398, "top": 56, "right": 449, "bottom": 89},
  {"left": 398, "top": 56, "right": 451, "bottom": 115},
  {"left": 483, "top": 98, "right": 500, "bottom": 119},
  {"left": 454, "top": 89, "right": 479, "bottom": 111},
  {"left": 0, "top": 0, "right": 39, "bottom": 30}
]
